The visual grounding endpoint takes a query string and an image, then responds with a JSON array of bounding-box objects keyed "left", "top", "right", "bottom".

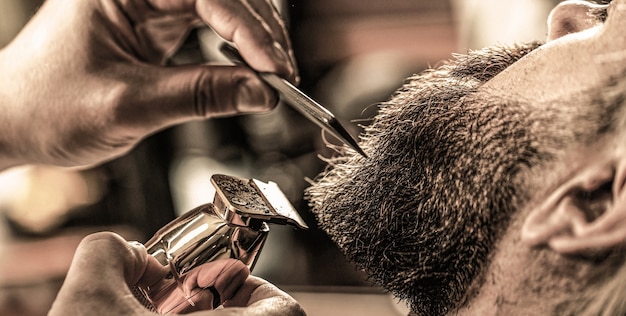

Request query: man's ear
[
  {"left": 547, "top": 1, "right": 604, "bottom": 41},
  {"left": 521, "top": 161, "right": 626, "bottom": 255}
]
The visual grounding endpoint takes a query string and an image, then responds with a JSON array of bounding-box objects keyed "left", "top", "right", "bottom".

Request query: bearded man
[{"left": 306, "top": 1, "right": 626, "bottom": 315}]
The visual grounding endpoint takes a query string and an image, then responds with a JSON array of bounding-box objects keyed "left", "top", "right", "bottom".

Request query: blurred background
[{"left": 0, "top": 0, "right": 559, "bottom": 315}]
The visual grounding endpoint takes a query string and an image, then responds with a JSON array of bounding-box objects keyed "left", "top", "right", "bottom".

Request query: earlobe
[
  {"left": 521, "top": 162, "right": 626, "bottom": 255},
  {"left": 546, "top": 1, "right": 604, "bottom": 41}
]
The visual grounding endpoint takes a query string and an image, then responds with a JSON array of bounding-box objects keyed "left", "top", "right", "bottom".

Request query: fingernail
[{"left": 271, "top": 42, "right": 295, "bottom": 79}]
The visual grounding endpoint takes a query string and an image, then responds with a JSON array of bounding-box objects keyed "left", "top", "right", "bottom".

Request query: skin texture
[
  {"left": 0, "top": 0, "right": 298, "bottom": 170},
  {"left": 48, "top": 232, "right": 306, "bottom": 316},
  {"left": 307, "top": 0, "right": 626, "bottom": 315}
]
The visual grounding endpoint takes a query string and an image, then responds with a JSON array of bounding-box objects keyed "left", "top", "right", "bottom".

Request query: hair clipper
[{"left": 131, "top": 174, "right": 308, "bottom": 314}]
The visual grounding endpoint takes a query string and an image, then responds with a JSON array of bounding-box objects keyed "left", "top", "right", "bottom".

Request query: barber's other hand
[
  {"left": 0, "top": 0, "right": 297, "bottom": 170},
  {"left": 49, "top": 232, "right": 305, "bottom": 316}
]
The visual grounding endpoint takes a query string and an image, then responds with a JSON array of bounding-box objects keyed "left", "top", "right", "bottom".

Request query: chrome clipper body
[{"left": 132, "top": 174, "right": 307, "bottom": 314}]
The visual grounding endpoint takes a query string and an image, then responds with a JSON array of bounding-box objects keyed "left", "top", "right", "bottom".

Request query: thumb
[
  {"left": 119, "top": 64, "right": 278, "bottom": 133},
  {"left": 66, "top": 232, "right": 147, "bottom": 286},
  {"left": 50, "top": 232, "right": 148, "bottom": 315}
]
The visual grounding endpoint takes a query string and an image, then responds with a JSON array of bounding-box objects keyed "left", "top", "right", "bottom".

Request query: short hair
[{"left": 306, "top": 41, "right": 625, "bottom": 315}]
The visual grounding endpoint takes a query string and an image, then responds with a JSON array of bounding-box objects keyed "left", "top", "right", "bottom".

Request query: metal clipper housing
[{"left": 132, "top": 174, "right": 308, "bottom": 314}]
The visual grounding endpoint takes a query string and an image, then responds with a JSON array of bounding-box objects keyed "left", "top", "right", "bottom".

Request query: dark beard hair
[{"left": 305, "top": 42, "right": 545, "bottom": 316}]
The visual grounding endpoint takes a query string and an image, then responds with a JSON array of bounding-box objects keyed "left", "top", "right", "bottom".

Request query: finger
[
  {"left": 211, "top": 260, "right": 250, "bottom": 301},
  {"left": 143, "top": 0, "right": 296, "bottom": 81},
  {"left": 223, "top": 276, "right": 289, "bottom": 307},
  {"left": 195, "top": 0, "right": 297, "bottom": 81},
  {"left": 182, "top": 259, "right": 249, "bottom": 301},
  {"left": 163, "top": 259, "right": 248, "bottom": 313},
  {"left": 222, "top": 276, "right": 267, "bottom": 307},
  {"left": 67, "top": 232, "right": 148, "bottom": 288},
  {"left": 51, "top": 232, "right": 148, "bottom": 314},
  {"left": 171, "top": 287, "right": 216, "bottom": 313},
  {"left": 117, "top": 64, "right": 278, "bottom": 134},
  {"left": 245, "top": 0, "right": 291, "bottom": 50},
  {"left": 245, "top": 0, "right": 298, "bottom": 80},
  {"left": 143, "top": 0, "right": 196, "bottom": 12},
  {"left": 222, "top": 276, "right": 304, "bottom": 315}
]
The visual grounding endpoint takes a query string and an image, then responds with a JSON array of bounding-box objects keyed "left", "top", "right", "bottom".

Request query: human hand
[
  {"left": 0, "top": 0, "right": 298, "bottom": 170},
  {"left": 49, "top": 232, "right": 305, "bottom": 316}
]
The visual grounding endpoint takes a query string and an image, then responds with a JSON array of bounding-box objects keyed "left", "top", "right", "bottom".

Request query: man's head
[{"left": 306, "top": 1, "right": 626, "bottom": 315}]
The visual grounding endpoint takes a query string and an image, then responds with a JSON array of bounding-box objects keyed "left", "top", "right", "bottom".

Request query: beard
[
  {"left": 306, "top": 37, "right": 626, "bottom": 316},
  {"left": 305, "top": 41, "right": 544, "bottom": 315}
]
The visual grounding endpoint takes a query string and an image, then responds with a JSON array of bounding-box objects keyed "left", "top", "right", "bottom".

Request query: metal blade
[{"left": 220, "top": 43, "right": 367, "bottom": 158}]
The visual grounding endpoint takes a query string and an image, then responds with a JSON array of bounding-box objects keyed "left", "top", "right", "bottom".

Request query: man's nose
[{"left": 547, "top": 0, "right": 606, "bottom": 41}]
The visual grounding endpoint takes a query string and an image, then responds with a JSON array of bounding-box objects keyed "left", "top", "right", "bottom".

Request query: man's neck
[
  {"left": 452, "top": 229, "right": 555, "bottom": 315},
  {"left": 452, "top": 229, "right": 626, "bottom": 315}
]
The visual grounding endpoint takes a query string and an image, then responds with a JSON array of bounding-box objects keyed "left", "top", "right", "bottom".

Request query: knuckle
[
  {"left": 193, "top": 71, "right": 211, "bottom": 117},
  {"left": 81, "top": 231, "right": 122, "bottom": 245},
  {"left": 193, "top": 67, "right": 276, "bottom": 117}
]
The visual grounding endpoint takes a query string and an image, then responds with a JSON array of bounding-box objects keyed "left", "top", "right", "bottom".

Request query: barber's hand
[
  {"left": 0, "top": 0, "right": 297, "bottom": 170},
  {"left": 49, "top": 232, "right": 305, "bottom": 316}
]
